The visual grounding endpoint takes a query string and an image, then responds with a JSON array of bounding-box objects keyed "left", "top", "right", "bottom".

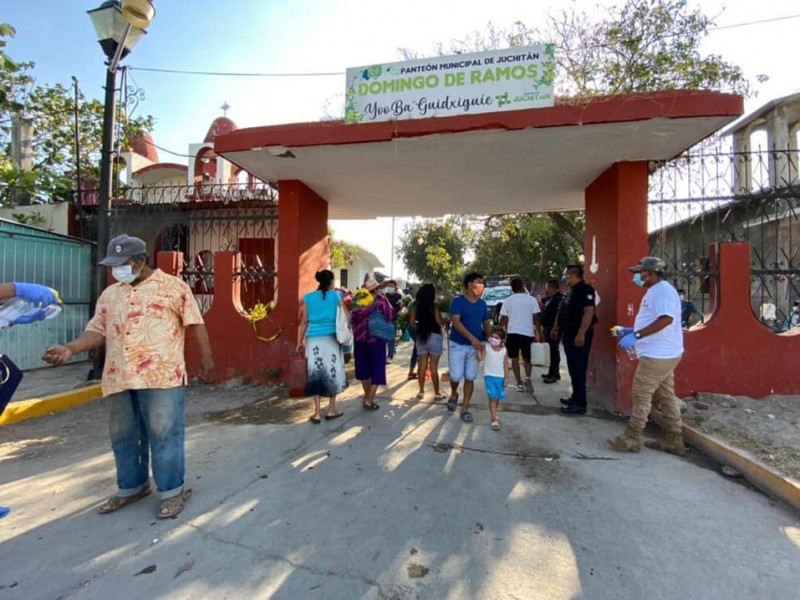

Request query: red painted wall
[
  {"left": 584, "top": 161, "right": 649, "bottom": 413},
  {"left": 172, "top": 180, "right": 329, "bottom": 391},
  {"left": 676, "top": 242, "right": 800, "bottom": 398}
]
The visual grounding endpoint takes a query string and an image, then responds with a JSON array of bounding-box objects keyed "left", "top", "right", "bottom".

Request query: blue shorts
[
  {"left": 449, "top": 342, "right": 479, "bottom": 382},
  {"left": 484, "top": 376, "right": 506, "bottom": 400}
]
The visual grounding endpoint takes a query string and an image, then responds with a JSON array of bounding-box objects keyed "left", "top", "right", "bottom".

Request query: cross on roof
[{"left": 221, "top": 102, "right": 230, "bottom": 117}]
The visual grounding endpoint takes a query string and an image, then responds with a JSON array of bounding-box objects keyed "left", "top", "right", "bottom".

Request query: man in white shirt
[
  {"left": 607, "top": 256, "right": 686, "bottom": 456},
  {"left": 499, "top": 277, "right": 543, "bottom": 393}
]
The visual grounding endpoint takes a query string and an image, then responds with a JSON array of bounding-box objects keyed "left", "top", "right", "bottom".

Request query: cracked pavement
[{"left": 1, "top": 345, "right": 799, "bottom": 599}]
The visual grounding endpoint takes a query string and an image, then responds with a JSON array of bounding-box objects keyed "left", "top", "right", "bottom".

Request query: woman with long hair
[
  {"left": 410, "top": 283, "right": 447, "bottom": 400},
  {"left": 351, "top": 277, "right": 395, "bottom": 409},
  {"left": 297, "top": 269, "right": 348, "bottom": 423}
]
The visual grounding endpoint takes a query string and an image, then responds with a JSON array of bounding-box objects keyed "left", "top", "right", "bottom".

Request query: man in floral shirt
[{"left": 43, "top": 235, "right": 214, "bottom": 520}]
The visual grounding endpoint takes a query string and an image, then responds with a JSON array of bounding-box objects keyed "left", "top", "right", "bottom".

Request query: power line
[
  {"left": 710, "top": 13, "right": 800, "bottom": 31},
  {"left": 130, "top": 66, "right": 344, "bottom": 78},
  {"left": 129, "top": 12, "right": 800, "bottom": 80}
]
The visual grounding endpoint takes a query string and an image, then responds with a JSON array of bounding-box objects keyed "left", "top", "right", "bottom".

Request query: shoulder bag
[
  {"left": 368, "top": 301, "right": 396, "bottom": 343},
  {"left": 335, "top": 298, "right": 353, "bottom": 345}
]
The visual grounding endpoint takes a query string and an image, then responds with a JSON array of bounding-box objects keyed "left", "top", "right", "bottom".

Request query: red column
[
  {"left": 584, "top": 161, "right": 649, "bottom": 413},
  {"left": 156, "top": 251, "right": 183, "bottom": 276},
  {"left": 273, "top": 180, "right": 330, "bottom": 395}
]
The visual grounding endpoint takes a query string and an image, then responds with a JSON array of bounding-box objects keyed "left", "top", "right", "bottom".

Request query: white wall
[{"left": 0, "top": 202, "right": 70, "bottom": 236}]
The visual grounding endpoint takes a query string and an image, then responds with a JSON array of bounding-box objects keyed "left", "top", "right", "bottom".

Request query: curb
[
  {"left": 0, "top": 384, "right": 104, "bottom": 426},
  {"left": 684, "top": 424, "right": 800, "bottom": 513}
]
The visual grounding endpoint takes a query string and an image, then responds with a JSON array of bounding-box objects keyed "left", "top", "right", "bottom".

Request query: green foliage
[
  {"left": 329, "top": 227, "right": 359, "bottom": 270},
  {"left": 470, "top": 213, "right": 584, "bottom": 284},
  {"left": 0, "top": 21, "right": 155, "bottom": 207},
  {"left": 397, "top": 217, "right": 473, "bottom": 294}
]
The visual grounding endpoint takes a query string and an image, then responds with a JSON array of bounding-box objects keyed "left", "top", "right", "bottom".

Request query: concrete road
[{"left": 1, "top": 347, "right": 798, "bottom": 599}]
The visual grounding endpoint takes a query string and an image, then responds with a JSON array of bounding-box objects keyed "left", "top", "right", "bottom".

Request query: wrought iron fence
[
  {"left": 77, "top": 183, "right": 279, "bottom": 314},
  {"left": 649, "top": 147, "right": 800, "bottom": 330}
]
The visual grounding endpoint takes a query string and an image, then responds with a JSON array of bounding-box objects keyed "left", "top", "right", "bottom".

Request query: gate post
[
  {"left": 273, "top": 180, "right": 330, "bottom": 395},
  {"left": 584, "top": 161, "right": 649, "bottom": 414}
]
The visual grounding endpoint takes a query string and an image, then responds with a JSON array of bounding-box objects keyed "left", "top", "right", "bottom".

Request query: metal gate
[{"left": 649, "top": 146, "right": 800, "bottom": 330}]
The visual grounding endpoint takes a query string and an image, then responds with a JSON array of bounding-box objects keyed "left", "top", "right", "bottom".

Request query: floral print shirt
[{"left": 85, "top": 269, "right": 205, "bottom": 396}]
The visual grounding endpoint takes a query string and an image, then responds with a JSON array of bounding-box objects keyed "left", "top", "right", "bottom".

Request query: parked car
[{"left": 481, "top": 285, "right": 514, "bottom": 322}]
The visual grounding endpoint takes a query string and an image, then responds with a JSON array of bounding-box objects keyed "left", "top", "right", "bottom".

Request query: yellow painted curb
[
  {"left": 0, "top": 384, "right": 103, "bottom": 426},
  {"left": 684, "top": 424, "right": 800, "bottom": 513}
]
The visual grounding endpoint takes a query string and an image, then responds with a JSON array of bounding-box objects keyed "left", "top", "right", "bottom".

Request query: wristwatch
[{"left": 634, "top": 331, "right": 643, "bottom": 339}]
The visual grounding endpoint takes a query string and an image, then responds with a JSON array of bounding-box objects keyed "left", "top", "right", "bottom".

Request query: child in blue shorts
[{"left": 479, "top": 327, "right": 509, "bottom": 430}]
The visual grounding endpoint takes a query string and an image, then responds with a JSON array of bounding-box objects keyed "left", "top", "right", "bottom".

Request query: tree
[
  {"left": 0, "top": 22, "right": 155, "bottom": 206},
  {"left": 329, "top": 227, "right": 359, "bottom": 270},
  {"left": 470, "top": 213, "right": 584, "bottom": 284},
  {"left": 397, "top": 217, "right": 473, "bottom": 293}
]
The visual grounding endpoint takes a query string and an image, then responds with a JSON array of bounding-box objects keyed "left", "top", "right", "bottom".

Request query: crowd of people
[{"left": 2, "top": 229, "right": 691, "bottom": 520}]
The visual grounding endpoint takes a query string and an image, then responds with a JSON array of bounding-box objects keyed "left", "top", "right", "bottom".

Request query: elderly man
[
  {"left": 607, "top": 256, "right": 685, "bottom": 455},
  {"left": 43, "top": 235, "right": 214, "bottom": 519}
]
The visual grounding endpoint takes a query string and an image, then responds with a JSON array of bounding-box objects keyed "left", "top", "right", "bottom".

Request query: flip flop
[
  {"left": 434, "top": 393, "right": 449, "bottom": 401},
  {"left": 98, "top": 484, "right": 152, "bottom": 514},
  {"left": 407, "top": 373, "right": 417, "bottom": 380},
  {"left": 460, "top": 411, "right": 474, "bottom": 423},
  {"left": 362, "top": 402, "right": 380, "bottom": 410},
  {"left": 491, "top": 420, "right": 501, "bottom": 431},
  {"left": 415, "top": 392, "right": 425, "bottom": 400},
  {"left": 157, "top": 488, "right": 193, "bottom": 520},
  {"left": 309, "top": 415, "right": 321, "bottom": 424},
  {"left": 324, "top": 412, "right": 343, "bottom": 420}
]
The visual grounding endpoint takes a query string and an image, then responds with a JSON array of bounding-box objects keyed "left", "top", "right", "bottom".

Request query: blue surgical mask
[{"left": 632, "top": 273, "right": 645, "bottom": 287}]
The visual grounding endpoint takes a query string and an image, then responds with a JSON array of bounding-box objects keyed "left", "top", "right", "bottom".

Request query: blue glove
[
  {"left": 612, "top": 326, "right": 634, "bottom": 337},
  {"left": 13, "top": 308, "right": 47, "bottom": 325},
  {"left": 13, "top": 282, "right": 58, "bottom": 306},
  {"left": 619, "top": 333, "right": 636, "bottom": 350}
]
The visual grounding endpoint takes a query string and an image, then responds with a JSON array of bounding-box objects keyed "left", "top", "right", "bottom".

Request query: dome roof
[
  {"left": 128, "top": 132, "right": 159, "bottom": 163},
  {"left": 204, "top": 117, "right": 238, "bottom": 143}
]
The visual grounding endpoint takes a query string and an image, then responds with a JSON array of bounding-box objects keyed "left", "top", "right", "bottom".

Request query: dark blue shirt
[{"left": 449, "top": 294, "right": 488, "bottom": 346}]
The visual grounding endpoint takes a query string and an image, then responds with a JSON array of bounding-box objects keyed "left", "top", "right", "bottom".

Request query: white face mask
[
  {"left": 384, "top": 287, "right": 395, "bottom": 294},
  {"left": 112, "top": 263, "right": 141, "bottom": 284}
]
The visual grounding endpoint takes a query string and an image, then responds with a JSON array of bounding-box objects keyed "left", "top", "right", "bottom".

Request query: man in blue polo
[{"left": 447, "top": 272, "right": 491, "bottom": 423}]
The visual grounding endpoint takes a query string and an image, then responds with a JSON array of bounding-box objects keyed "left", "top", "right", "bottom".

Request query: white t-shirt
[
  {"left": 483, "top": 344, "right": 507, "bottom": 377},
  {"left": 634, "top": 280, "right": 683, "bottom": 359},
  {"left": 499, "top": 293, "right": 540, "bottom": 337}
]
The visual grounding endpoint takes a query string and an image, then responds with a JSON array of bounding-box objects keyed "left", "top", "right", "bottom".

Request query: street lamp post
[{"left": 87, "top": 0, "right": 155, "bottom": 377}]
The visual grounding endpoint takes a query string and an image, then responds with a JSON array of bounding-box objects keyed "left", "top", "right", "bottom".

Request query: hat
[
  {"left": 99, "top": 235, "right": 147, "bottom": 267},
  {"left": 364, "top": 278, "right": 379, "bottom": 291},
  {"left": 628, "top": 256, "right": 666, "bottom": 273}
]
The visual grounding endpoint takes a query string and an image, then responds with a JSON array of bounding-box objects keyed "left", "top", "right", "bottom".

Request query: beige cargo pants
[{"left": 629, "top": 356, "right": 683, "bottom": 432}]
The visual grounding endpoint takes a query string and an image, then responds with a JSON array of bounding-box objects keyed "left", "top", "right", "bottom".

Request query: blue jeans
[{"left": 108, "top": 386, "right": 185, "bottom": 500}]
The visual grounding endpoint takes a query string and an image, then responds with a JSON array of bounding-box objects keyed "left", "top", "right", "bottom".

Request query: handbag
[
  {"left": 0, "top": 354, "right": 23, "bottom": 417},
  {"left": 368, "top": 304, "right": 396, "bottom": 342},
  {"left": 335, "top": 300, "right": 352, "bottom": 345}
]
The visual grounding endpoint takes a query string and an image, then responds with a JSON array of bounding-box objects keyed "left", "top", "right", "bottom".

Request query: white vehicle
[{"left": 481, "top": 285, "right": 514, "bottom": 322}]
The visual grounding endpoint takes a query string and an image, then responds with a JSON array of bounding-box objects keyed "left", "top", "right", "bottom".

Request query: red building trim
[{"left": 216, "top": 90, "right": 743, "bottom": 153}]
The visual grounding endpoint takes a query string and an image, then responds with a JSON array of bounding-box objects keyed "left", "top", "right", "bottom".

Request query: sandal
[
  {"left": 446, "top": 398, "right": 458, "bottom": 412},
  {"left": 407, "top": 373, "right": 417, "bottom": 380},
  {"left": 434, "top": 393, "right": 448, "bottom": 401},
  {"left": 362, "top": 402, "right": 380, "bottom": 410},
  {"left": 491, "top": 419, "right": 501, "bottom": 431},
  {"left": 157, "top": 488, "right": 193, "bottom": 520},
  {"left": 415, "top": 392, "right": 425, "bottom": 400},
  {"left": 324, "top": 412, "right": 343, "bottom": 420},
  {"left": 309, "top": 415, "right": 321, "bottom": 424},
  {"left": 460, "top": 411, "right": 474, "bottom": 423},
  {"left": 98, "top": 484, "right": 152, "bottom": 514}
]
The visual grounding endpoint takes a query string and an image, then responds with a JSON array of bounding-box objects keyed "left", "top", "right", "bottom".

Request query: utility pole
[
  {"left": 390, "top": 216, "right": 395, "bottom": 279},
  {"left": 71, "top": 77, "right": 83, "bottom": 209}
]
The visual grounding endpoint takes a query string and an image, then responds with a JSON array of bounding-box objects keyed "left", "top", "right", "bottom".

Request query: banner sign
[{"left": 344, "top": 44, "right": 555, "bottom": 124}]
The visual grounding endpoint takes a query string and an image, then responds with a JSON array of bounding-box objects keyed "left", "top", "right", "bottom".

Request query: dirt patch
[
  {"left": 204, "top": 390, "right": 314, "bottom": 425},
  {"left": 681, "top": 393, "right": 800, "bottom": 480}
]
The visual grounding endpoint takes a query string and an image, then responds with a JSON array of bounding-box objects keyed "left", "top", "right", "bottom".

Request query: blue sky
[{"left": 5, "top": 0, "right": 800, "bottom": 277}]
